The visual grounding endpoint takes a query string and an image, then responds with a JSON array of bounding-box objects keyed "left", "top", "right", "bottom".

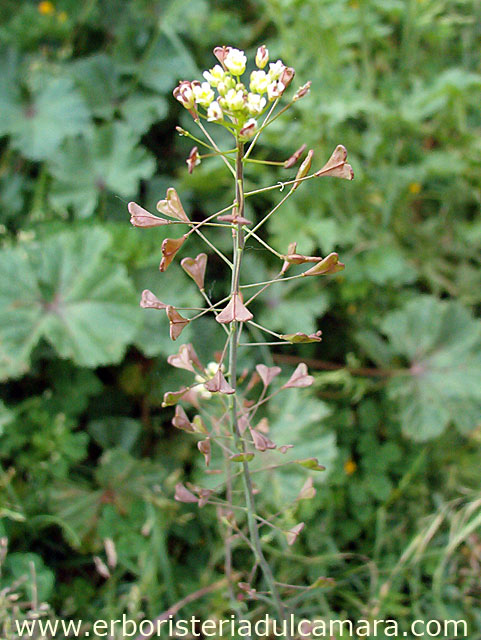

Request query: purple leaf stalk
[{"left": 129, "top": 44, "right": 353, "bottom": 631}]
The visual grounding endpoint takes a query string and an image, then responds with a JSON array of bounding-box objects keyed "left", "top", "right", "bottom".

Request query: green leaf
[
  {"left": 0, "top": 400, "right": 13, "bottom": 436},
  {"left": 139, "top": 31, "right": 198, "bottom": 93},
  {"left": 50, "top": 449, "right": 167, "bottom": 550},
  {"left": 254, "top": 390, "right": 336, "bottom": 505},
  {"left": 122, "top": 93, "right": 168, "bottom": 134},
  {"left": 355, "top": 329, "right": 395, "bottom": 368},
  {"left": 0, "top": 227, "right": 140, "bottom": 379},
  {"left": 70, "top": 53, "right": 121, "bottom": 120},
  {"left": 259, "top": 283, "right": 330, "bottom": 334},
  {"left": 49, "top": 122, "right": 156, "bottom": 218},
  {"left": 347, "top": 245, "right": 417, "bottom": 286},
  {"left": 70, "top": 54, "right": 168, "bottom": 133},
  {"left": 2, "top": 553, "right": 54, "bottom": 602},
  {"left": 88, "top": 417, "right": 141, "bottom": 451},
  {"left": 0, "top": 76, "right": 90, "bottom": 160},
  {"left": 382, "top": 296, "right": 481, "bottom": 440}
]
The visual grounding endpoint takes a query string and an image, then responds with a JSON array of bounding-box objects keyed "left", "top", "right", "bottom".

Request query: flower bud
[
  {"left": 293, "top": 149, "right": 314, "bottom": 190},
  {"left": 224, "top": 47, "right": 247, "bottom": 75},
  {"left": 186, "top": 147, "right": 201, "bottom": 174},
  {"left": 293, "top": 81, "right": 311, "bottom": 101},
  {"left": 284, "top": 144, "right": 307, "bottom": 169},
  {"left": 173, "top": 81, "right": 195, "bottom": 109},
  {"left": 280, "top": 66, "right": 295, "bottom": 90},
  {"left": 255, "top": 45, "right": 269, "bottom": 69},
  {"left": 239, "top": 118, "right": 257, "bottom": 141},
  {"left": 213, "top": 45, "right": 230, "bottom": 67}
]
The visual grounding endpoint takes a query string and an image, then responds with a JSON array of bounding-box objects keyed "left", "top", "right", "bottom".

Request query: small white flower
[
  {"left": 268, "top": 60, "right": 286, "bottom": 80},
  {"left": 193, "top": 82, "right": 215, "bottom": 107},
  {"left": 203, "top": 64, "right": 225, "bottom": 87},
  {"left": 207, "top": 361, "right": 223, "bottom": 376},
  {"left": 267, "top": 80, "right": 284, "bottom": 101},
  {"left": 207, "top": 100, "right": 223, "bottom": 122},
  {"left": 250, "top": 70, "right": 270, "bottom": 94},
  {"left": 224, "top": 88, "right": 246, "bottom": 111},
  {"left": 247, "top": 93, "right": 266, "bottom": 115},
  {"left": 224, "top": 48, "right": 247, "bottom": 76}
]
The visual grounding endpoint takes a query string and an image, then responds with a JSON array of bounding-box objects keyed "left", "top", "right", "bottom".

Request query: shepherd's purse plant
[{"left": 128, "top": 44, "right": 354, "bottom": 633}]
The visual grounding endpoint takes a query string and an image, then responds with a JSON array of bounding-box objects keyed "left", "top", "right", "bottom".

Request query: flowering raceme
[{"left": 173, "top": 45, "right": 295, "bottom": 138}]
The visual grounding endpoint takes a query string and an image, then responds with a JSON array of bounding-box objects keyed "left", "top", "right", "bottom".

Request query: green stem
[{"left": 227, "top": 143, "right": 289, "bottom": 631}]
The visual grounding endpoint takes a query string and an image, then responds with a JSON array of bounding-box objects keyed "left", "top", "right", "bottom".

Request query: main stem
[{"left": 228, "top": 142, "right": 289, "bottom": 630}]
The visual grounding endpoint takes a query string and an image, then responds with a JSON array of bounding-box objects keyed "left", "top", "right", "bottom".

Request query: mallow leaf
[
  {"left": 0, "top": 75, "right": 90, "bottom": 161},
  {"left": 0, "top": 227, "right": 140, "bottom": 379},
  {"left": 256, "top": 390, "right": 336, "bottom": 505},
  {"left": 382, "top": 296, "right": 481, "bottom": 440},
  {"left": 49, "top": 122, "right": 156, "bottom": 218},
  {"left": 50, "top": 449, "right": 168, "bottom": 550},
  {"left": 70, "top": 54, "right": 168, "bottom": 132},
  {"left": 88, "top": 417, "right": 141, "bottom": 452},
  {"left": 139, "top": 31, "right": 198, "bottom": 93}
]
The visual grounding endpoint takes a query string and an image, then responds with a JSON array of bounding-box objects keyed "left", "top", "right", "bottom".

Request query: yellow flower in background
[
  {"left": 409, "top": 182, "right": 422, "bottom": 195},
  {"left": 57, "top": 11, "right": 68, "bottom": 23},
  {"left": 344, "top": 459, "right": 357, "bottom": 475},
  {"left": 38, "top": 1, "right": 55, "bottom": 15}
]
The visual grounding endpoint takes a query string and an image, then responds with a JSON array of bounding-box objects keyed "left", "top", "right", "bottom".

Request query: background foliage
[{"left": 0, "top": 0, "right": 480, "bottom": 637}]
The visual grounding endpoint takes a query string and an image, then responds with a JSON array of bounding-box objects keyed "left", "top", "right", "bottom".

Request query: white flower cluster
[{"left": 173, "top": 45, "right": 295, "bottom": 140}]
